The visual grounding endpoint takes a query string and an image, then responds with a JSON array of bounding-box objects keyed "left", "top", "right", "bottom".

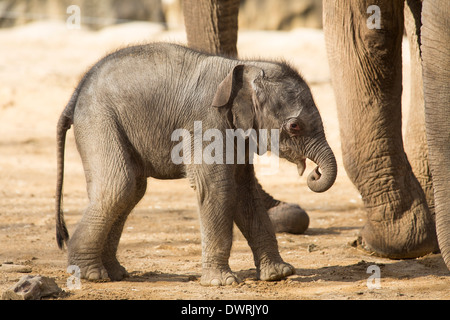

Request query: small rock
[
  {"left": 0, "top": 264, "right": 32, "bottom": 273},
  {"left": 2, "top": 275, "right": 62, "bottom": 300}
]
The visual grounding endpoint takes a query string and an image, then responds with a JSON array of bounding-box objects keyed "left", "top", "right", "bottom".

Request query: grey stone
[{"left": 2, "top": 275, "right": 62, "bottom": 300}]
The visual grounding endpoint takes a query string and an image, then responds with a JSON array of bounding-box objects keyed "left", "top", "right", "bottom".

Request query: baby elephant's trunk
[{"left": 302, "top": 138, "right": 337, "bottom": 193}]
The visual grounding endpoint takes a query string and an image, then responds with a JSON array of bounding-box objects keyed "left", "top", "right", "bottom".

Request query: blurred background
[{"left": 0, "top": 0, "right": 323, "bottom": 30}]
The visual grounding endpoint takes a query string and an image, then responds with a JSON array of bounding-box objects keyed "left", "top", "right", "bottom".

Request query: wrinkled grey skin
[{"left": 56, "top": 43, "right": 337, "bottom": 285}]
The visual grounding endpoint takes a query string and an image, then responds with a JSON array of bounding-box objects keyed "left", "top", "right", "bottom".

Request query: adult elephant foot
[
  {"left": 257, "top": 182, "right": 309, "bottom": 234},
  {"left": 267, "top": 203, "right": 309, "bottom": 235},
  {"left": 354, "top": 173, "right": 439, "bottom": 259}
]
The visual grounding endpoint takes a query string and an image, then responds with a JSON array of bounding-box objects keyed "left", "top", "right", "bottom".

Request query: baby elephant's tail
[{"left": 55, "top": 100, "right": 75, "bottom": 249}]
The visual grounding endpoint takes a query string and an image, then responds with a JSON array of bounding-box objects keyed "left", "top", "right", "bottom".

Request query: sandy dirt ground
[{"left": 0, "top": 21, "right": 448, "bottom": 300}]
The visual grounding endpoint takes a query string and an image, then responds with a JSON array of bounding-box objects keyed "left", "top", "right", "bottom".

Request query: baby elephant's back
[
  {"left": 71, "top": 43, "right": 214, "bottom": 179},
  {"left": 76, "top": 43, "right": 199, "bottom": 118}
]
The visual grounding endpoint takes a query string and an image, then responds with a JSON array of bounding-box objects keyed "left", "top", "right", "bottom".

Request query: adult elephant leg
[
  {"left": 182, "top": 0, "right": 239, "bottom": 57},
  {"left": 257, "top": 182, "right": 310, "bottom": 234},
  {"left": 404, "top": 0, "right": 435, "bottom": 216},
  {"left": 323, "top": 0, "right": 437, "bottom": 258},
  {"left": 421, "top": 0, "right": 450, "bottom": 270}
]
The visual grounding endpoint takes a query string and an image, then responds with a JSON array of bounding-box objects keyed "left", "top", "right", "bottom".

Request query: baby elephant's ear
[{"left": 212, "top": 64, "right": 264, "bottom": 108}]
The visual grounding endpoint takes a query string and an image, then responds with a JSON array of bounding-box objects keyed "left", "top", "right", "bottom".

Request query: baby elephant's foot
[
  {"left": 72, "top": 261, "right": 110, "bottom": 281},
  {"left": 103, "top": 260, "right": 129, "bottom": 281},
  {"left": 68, "top": 252, "right": 109, "bottom": 281},
  {"left": 201, "top": 267, "right": 239, "bottom": 286},
  {"left": 258, "top": 260, "right": 295, "bottom": 281}
]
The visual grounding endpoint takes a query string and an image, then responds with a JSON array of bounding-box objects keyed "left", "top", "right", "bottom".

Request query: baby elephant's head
[{"left": 212, "top": 62, "right": 337, "bottom": 193}]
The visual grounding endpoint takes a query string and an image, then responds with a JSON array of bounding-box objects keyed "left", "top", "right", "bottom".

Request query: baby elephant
[{"left": 56, "top": 43, "right": 337, "bottom": 286}]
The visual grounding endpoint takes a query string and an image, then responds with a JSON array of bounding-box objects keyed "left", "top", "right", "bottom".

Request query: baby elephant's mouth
[{"left": 296, "top": 157, "right": 306, "bottom": 176}]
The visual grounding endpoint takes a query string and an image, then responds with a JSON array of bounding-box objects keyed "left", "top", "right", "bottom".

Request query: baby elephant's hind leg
[
  {"left": 68, "top": 173, "right": 141, "bottom": 280},
  {"left": 68, "top": 131, "right": 142, "bottom": 281},
  {"left": 102, "top": 178, "right": 147, "bottom": 281}
]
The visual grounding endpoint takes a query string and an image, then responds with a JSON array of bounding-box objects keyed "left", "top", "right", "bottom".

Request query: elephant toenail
[{"left": 210, "top": 279, "right": 221, "bottom": 286}]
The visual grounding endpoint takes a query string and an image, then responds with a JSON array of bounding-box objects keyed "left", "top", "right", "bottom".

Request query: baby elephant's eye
[{"left": 285, "top": 120, "right": 302, "bottom": 135}]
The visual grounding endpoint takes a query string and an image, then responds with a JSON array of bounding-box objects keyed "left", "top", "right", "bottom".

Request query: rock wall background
[{"left": 0, "top": 0, "right": 323, "bottom": 30}]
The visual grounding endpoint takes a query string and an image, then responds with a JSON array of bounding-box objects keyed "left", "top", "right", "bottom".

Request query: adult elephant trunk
[{"left": 301, "top": 137, "right": 337, "bottom": 193}]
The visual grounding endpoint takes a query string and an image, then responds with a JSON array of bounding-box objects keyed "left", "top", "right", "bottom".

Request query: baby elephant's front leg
[
  {"left": 234, "top": 166, "right": 295, "bottom": 281},
  {"left": 194, "top": 167, "right": 239, "bottom": 286},
  {"left": 198, "top": 197, "right": 238, "bottom": 286}
]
